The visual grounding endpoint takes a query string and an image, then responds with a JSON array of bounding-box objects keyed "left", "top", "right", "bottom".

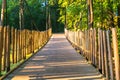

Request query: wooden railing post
[
  {"left": 11, "top": 27, "right": 15, "bottom": 64},
  {"left": 103, "top": 30, "right": 109, "bottom": 80},
  {"left": 15, "top": 29, "right": 17, "bottom": 63},
  {"left": 0, "top": 27, "right": 4, "bottom": 75},
  {"left": 3, "top": 27, "right": 6, "bottom": 71},
  {"left": 112, "top": 28, "right": 120, "bottom": 80},
  {"left": 6, "top": 26, "right": 11, "bottom": 72},
  {"left": 106, "top": 30, "right": 114, "bottom": 80}
]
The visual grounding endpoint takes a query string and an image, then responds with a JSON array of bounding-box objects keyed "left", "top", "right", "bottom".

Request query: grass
[
  {"left": 117, "top": 28, "right": 120, "bottom": 54},
  {"left": 1, "top": 52, "right": 32, "bottom": 76}
]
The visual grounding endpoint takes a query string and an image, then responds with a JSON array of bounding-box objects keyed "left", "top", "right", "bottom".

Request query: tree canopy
[
  {"left": 48, "top": 0, "right": 120, "bottom": 30},
  {"left": 0, "top": 0, "right": 120, "bottom": 31},
  {"left": 0, "top": 0, "right": 47, "bottom": 31}
]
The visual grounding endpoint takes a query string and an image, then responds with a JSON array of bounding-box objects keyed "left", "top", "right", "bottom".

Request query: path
[{"left": 4, "top": 34, "right": 104, "bottom": 80}]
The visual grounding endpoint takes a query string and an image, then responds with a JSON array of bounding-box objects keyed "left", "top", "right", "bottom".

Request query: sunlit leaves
[
  {"left": 50, "top": 0, "right": 119, "bottom": 30},
  {"left": 57, "top": 0, "right": 87, "bottom": 30}
]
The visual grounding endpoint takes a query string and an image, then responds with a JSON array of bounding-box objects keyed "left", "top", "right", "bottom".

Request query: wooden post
[
  {"left": 12, "top": 28, "right": 15, "bottom": 64},
  {"left": 6, "top": 26, "right": 10, "bottom": 72},
  {"left": 103, "top": 30, "right": 109, "bottom": 80},
  {"left": 86, "top": 30, "right": 89, "bottom": 60},
  {"left": 15, "top": 29, "right": 18, "bottom": 63},
  {"left": 94, "top": 28, "right": 97, "bottom": 66},
  {"left": 0, "top": 0, "right": 6, "bottom": 26},
  {"left": 21, "top": 30, "right": 24, "bottom": 59},
  {"left": 24, "top": 30, "right": 26, "bottom": 59},
  {"left": 98, "top": 28, "right": 102, "bottom": 70},
  {"left": 21, "top": 30, "right": 23, "bottom": 59},
  {"left": 106, "top": 30, "right": 114, "bottom": 80},
  {"left": 92, "top": 28, "right": 95, "bottom": 65},
  {"left": 17, "top": 30, "right": 21, "bottom": 61},
  {"left": 3, "top": 27, "right": 6, "bottom": 71},
  {"left": 100, "top": 30, "right": 105, "bottom": 75},
  {"left": 0, "top": 27, "right": 4, "bottom": 75},
  {"left": 30, "top": 31, "right": 33, "bottom": 53},
  {"left": 15, "top": 29, "right": 17, "bottom": 63},
  {"left": 84, "top": 30, "right": 87, "bottom": 58},
  {"left": 112, "top": 28, "right": 120, "bottom": 80},
  {"left": 90, "top": 29, "right": 93, "bottom": 62},
  {"left": 87, "top": 30, "right": 90, "bottom": 61}
]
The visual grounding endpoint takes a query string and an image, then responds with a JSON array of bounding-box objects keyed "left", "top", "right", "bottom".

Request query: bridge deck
[{"left": 5, "top": 34, "right": 104, "bottom": 80}]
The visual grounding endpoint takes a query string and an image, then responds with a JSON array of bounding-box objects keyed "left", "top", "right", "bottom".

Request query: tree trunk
[
  {"left": 107, "top": 0, "right": 114, "bottom": 28},
  {"left": 87, "top": 0, "right": 93, "bottom": 28},
  {"left": 0, "top": 0, "right": 6, "bottom": 26},
  {"left": 19, "top": 0, "right": 24, "bottom": 30}
]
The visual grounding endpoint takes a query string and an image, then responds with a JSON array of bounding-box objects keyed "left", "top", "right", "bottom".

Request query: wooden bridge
[
  {"left": 2, "top": 33, "right": 104, "bottom": 80},
  {"left": 0, "top": 27, "right": 119, "bottom": 80},
  {"left": 0, "top": 0, "right": 120, "bottom": 80}
]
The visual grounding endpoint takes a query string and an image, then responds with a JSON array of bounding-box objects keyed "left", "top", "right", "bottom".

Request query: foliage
[
  {"left": 0, "top": 0, "right": 120, "bottom": 31},
  {"left": 54, "top": 0, "right": 120, "bottom": 30},
  {"left": 48, "top": 0, "right": 65, "bottom": 32},
  {"left": 0, "top": 0, "right": 47, "bottom": 31},
  {"left": 117, "top": 28, "right": 120, "bottom": 53},
  {"left": 57, "top": 0, "right": 87, "bottom": 30}
]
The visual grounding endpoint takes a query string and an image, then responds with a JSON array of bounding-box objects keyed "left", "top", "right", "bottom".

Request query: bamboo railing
[
  {"left": 65, "top": 28, "right": 120, "bottom": 80},
  {"left": 0, "top": 26, "right": 52, "bottom": 76}
]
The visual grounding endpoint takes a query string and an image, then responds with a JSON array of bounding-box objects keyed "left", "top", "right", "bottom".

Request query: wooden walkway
[{"left": 4, "top": 34, "right": 104, "bottom": 80}]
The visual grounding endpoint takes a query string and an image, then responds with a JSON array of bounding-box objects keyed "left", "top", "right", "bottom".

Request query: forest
[
  {"left": 0, "top": 0, "right": 120, "bottom": 30},
  {"left": 0, "top": 0, "right": 120, "bottom": 79}
]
